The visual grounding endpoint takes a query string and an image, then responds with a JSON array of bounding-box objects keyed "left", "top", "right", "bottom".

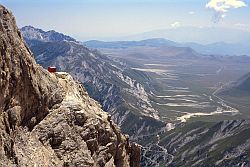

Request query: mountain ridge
[
  {"left": 21, "top": 25, "right": 76, "bottom": 42},
  {"left": 121, "top": 26, "right": 250, "bottom": 44},
  {"left": 84, "top": 38, "right": 250, "bottom": 56}
]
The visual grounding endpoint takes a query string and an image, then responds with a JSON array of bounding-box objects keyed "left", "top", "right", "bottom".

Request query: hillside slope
[
  {"left": 84, "top": 39, "right": 250, "bottom": 56},
  {"left": 21, "top": 26, "right": 166, "bottom": 138},
  {"left": 218, "top": 72, "right": 250, "bottom": 97},
  {"left": 0, "top": 5, "right": 140, "bottom": 167},
  {"left": 141, "top": 120, "right": 250, "bottom": 167}
]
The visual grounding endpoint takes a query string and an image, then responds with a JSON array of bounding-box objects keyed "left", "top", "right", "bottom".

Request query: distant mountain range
[
  {"left": 84, "top": 38, "right": 250, "bottom": 56},
  {"left": 21, "top": 26, "right": 250, "bottom": 56},
  {"left": 84, "top": 38, "right": 178, "bottom": 49},
  {"left": 121, "top": 26, "right": 250, "bottom": 45}
]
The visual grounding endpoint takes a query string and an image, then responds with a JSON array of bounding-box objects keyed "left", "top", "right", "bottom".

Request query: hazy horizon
[{"left": 1, "top": 0, "right": 250, "bottom": 43}]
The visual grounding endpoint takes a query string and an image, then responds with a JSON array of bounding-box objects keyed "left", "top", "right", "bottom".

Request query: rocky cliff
[{"left": 0, "top": 5, "right": 140, "bottom": 167}]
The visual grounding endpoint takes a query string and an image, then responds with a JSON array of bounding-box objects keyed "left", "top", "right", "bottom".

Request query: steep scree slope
[{"left": 0, "top": 5, "right": 140, "bottom": 167}]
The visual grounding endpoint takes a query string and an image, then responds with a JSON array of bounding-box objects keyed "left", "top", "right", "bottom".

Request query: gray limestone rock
[{"left": 0, "top": 5, "right": 140, "bottom": 167}]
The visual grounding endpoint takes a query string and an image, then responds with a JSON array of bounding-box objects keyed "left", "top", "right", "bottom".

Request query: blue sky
[{"left": 1, "top": 0, "right": 250, "bottom": 42}]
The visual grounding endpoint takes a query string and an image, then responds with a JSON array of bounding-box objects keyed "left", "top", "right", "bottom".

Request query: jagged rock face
[
  {"left": 0, "top": 5, "right": 140, "bottom": 167},
  {"left": 0, "top": 5, "right": 65, "bottom": 130}
]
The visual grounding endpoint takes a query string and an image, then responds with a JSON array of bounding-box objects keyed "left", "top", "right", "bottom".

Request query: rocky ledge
[{"left": 0, "top": 5, "right": 140, "bottom": 167}]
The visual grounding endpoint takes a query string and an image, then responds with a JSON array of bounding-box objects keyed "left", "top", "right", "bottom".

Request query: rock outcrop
[{"left": 0, "top": 5, "right": 140, "bottom": 167}]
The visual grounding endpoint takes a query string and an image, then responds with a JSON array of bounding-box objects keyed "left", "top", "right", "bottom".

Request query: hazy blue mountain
[
  {"left": 84, "top": 38, "right": 179, "bottom": 49},
  {"left": 85, "top": 38, "right": 250, "bottom": 56},
  {"left": 22, "top": 26, "right": 250, "bottom": 56},
  {"left": 185, "top": 41, "right": 250, "bottom": 56},
  {"left": 122, "top": 26, "right": 250, "bottom": 44}
]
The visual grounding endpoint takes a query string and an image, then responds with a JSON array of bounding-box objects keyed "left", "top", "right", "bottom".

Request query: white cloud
[
  {"left": 170, "top": 22, "right": 181, "bottom": 28},
  {"left": 206, "top": 0, "right": 247, "bottom": 22},
  {"left": 206, "top": 0, "right": 247, "bottom": 12},
  {"left": 221, "top": 14, "right": 227, "bottom": 18},
  {"left": 189, "top": 11, "right": 195, "bottom": 15}
]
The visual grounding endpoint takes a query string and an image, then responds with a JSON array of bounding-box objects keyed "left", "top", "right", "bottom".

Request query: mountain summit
[
  {"left": 0, "top": 5, "right": 140, "bottom": 167},
  {"left": 21, "top": 25, "right": 76, "bottom": 42}
]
